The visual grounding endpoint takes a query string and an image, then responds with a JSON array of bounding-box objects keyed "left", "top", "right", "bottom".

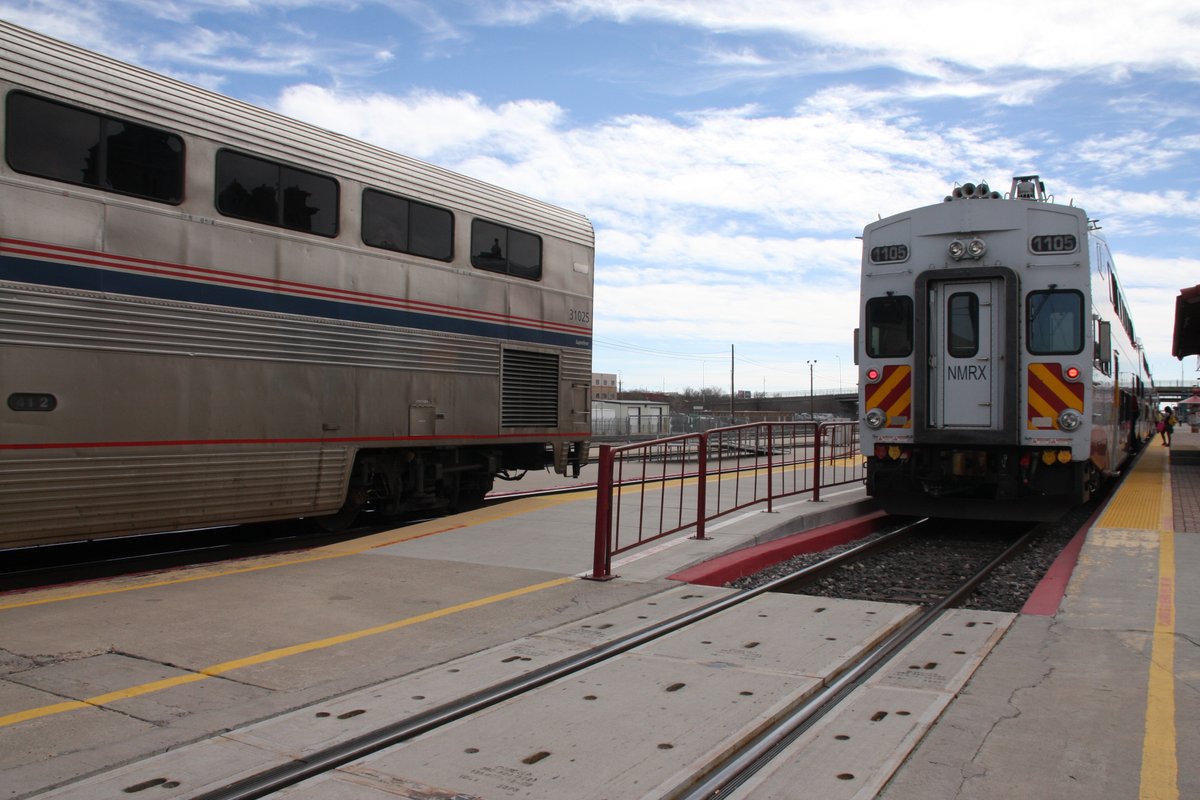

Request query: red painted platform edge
[
  {"left": 1020, "top": 522, "right": 1089, "bottom": 616},
  {"left": 667, "top": 510, "right": 893, "bottom": 587}
]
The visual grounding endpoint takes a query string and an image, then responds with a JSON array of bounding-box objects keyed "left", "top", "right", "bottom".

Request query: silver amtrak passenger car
[{"left": 0, "top": 22, "right": 594, "bottom": 547}]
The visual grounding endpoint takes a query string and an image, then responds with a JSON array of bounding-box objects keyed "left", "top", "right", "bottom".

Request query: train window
[
  {"left": 216, "top": 150, "right": 338, "bottom": 237},
  {"left": 6, "top": 91, "right": 183, "bottom": 204},
  {"left": 947, "top": 293, "right": 978, "bottom": 358},
  {"left": 362, "top": 189, "right": 453, "bottom": 261},
  {"left": 1027, "top": 290, "right": 1083, "bottom": 355},
  {"left": 865, "top": 296, "right": 913, "bottom": 358},
  {"left": 1094, "top": 319, "right": 1112, "bottom": 375},
  {"left": 471, "top": 219, "right": 542, "bottom": 280}
]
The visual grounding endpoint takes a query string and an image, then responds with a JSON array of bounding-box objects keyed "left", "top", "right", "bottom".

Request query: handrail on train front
[{"left": 590, "top": 421, "right": 863, "bottom": 580}]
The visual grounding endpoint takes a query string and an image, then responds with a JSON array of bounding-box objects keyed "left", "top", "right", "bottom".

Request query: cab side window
[{"left": 865, "top": 296, "right": 913, "bottom": 358}]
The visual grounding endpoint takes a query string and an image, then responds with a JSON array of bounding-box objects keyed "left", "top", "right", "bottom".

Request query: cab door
[{"left": 930, "top": 280, "right": 1001, "bottom": 429}]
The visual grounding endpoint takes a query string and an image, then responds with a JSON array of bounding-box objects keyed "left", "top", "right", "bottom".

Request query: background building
[
  {"left": 592, "top": 399, "right": 671, "bottom": 437},
  {"left": 592, "top": 372, "right": 618, "bottom": 400}
]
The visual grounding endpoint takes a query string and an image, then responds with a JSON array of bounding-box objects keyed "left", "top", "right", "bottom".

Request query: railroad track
[
  {"left": 774, "top": 518, "right": 1037, "bottom": 605},
  {"left": 676, "top": 519, "right": 1040, "bottom": 799},
  {"left": 181, "top": 516, "right": 1038, "bottom": 800}
]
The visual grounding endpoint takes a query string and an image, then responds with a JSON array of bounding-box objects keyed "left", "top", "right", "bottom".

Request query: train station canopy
[{"left": 1174, "top": 284, "right": 1200, "bottom": 359}]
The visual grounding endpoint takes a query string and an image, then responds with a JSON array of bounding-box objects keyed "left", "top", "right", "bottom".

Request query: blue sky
[{"left": 5, "top": 0, "right": 1199, "bottom": 393}]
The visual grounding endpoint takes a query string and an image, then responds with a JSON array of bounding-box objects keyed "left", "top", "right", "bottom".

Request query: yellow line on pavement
[
  {"left": 1138, "top": 453, "right": 1177, "bottom": 800},
  {"left": 0, "top": 575, "right": 574, "bottom": 729}
]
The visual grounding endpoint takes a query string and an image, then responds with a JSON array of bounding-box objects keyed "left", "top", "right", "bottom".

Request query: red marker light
[
  {"left": 866, "top": 368, "right": 880, "bottom": 382},
  {"left": 1066, "top": 366, "right": 1080, "bottom": 380}
]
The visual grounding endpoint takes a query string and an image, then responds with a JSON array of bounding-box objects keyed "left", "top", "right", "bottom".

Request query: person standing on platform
[{"left": 1162, "top": 406, "right": 1177, "bottom": 446}]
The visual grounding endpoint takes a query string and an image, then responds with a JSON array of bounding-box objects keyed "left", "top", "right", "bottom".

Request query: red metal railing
[
  {"left": 591, "top": 421, "right": 863, "bottom": 579},
  {"left": 592, "top": 433, "right": 705, "bottom": 579}
]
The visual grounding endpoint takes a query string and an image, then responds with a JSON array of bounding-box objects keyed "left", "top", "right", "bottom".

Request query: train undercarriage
[
  {"left": 319, "top": 441, "right": 588, "bottom": 528},
  {"left": 866, "top": 445, "right": 1103, "bottom": 521}
]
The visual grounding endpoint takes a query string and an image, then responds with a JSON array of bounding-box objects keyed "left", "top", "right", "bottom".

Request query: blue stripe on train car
[{"left": 0, "top": 254, "right": 592, "bottom": 351}]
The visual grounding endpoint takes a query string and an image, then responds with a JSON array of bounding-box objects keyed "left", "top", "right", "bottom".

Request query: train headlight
[
  {"left": 948, "top": 238, "right": 987, "bottom": 261},
  {"left": 1058, "top": 409, "right": 1083, "bottom": 432},
  {"left": 865, "top": 408, "right": 887, "bottom": 429}
]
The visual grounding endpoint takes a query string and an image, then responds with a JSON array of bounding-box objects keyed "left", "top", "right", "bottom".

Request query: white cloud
[
  {"left": 1117, "top": 255, "right": 1200, "bottom": 291},
  {"left": 12, "top": 0, "right": 1192, "bottom": 390},
  {"left": 0, "top": 0, "right": 433, "bottom": 81},
  {"left": 520, "top": 0, "right": 1200, "bottom": 77},
  {"left": 274, "top": 82, "right": 909, "bottom": 383},
  {"left": 276, "top": 80, "right": 1197, "bottom": 390},
  {"left": 277, "top": 84, "right": 566, "bottom": 160},
  {"left": 280, "top": 83, "right": 1043, "bottom": 232},
  {"left": 1081, "top": 188, "right": 1200, "bottom": 238},
  {"left": 0, "top": 3, "right": 115, "bottom": 55}
]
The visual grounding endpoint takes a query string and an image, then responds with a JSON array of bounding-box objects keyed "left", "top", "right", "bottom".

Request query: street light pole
[
  {"left": 806, "top": 359, "right": 817, "bottom": 417},
  {"left": 730, "top": 344, "right": 735, "bottom": 423}
]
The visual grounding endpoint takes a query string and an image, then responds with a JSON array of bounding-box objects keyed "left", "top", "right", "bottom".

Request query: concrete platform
[
  {"left": 879, "top": 438, "right": 1197, "bottom": 800},
  {"left": 729, "top": 609, "right": 1012, "bottom": 800},
  {"left": 5, "top": 436, "right": 1197, "bottom": 799},
  {"left": 1170, "top": 426, "right": 1200, "bottom": 466},
  {"left": 272, "top": 593, "right": 923, "bottom": 800},
  {"left": 0, "top": 474, "right": 872, "bottom": 798}
]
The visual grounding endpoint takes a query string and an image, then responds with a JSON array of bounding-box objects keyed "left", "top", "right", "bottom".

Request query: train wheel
[
  {"left": 450, "top": 472, "right": 493, "bottom": 513},
  {"left": 314, "top": 486, "right": 366, "bottom": 531}
]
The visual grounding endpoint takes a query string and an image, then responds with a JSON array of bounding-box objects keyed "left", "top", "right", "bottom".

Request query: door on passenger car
[{"left": 929, "top": 280, "right": 1000, "bottom": 429}]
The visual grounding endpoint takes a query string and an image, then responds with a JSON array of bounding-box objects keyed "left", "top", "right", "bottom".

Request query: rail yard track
[{"left": 167, "top": 516, "right": 1037, "bottom": 800}]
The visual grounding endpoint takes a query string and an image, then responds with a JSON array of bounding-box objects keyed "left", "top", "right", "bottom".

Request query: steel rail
[
  {"left": 194, "top": 516, "right": 927, "bottom": 800},
  {"left": 669, "top": 522, "right": 1041, "bottom": 800}
]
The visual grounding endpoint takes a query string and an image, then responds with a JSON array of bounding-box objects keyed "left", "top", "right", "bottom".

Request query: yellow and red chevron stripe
[
  {"left": 865, "top": 364, "right": 912, "bottom": 428},
  {"left": 1027, "top": 363, "right": 1084, "bottom": 429}
]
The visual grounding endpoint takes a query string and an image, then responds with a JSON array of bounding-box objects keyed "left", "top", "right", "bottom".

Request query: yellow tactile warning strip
[
  {"left": 0, "top": 575, "right": 575, "bottom": 729},
  {"left": 1097, "top": 445, "right": 1167, "bottom": 530}
]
